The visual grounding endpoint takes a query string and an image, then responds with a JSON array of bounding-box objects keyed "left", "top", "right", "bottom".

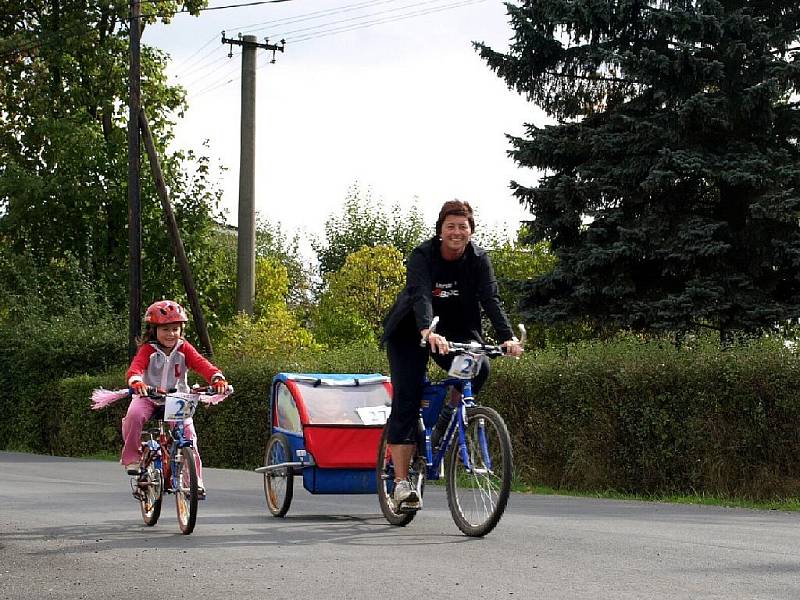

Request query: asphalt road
[{"left": 1, "top": 451, "right": 798, "bottom": 600}]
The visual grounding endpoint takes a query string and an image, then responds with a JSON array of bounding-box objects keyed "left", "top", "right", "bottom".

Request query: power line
[
  {"left": 173, "top": 0, "right": 446, "bottom": 77},
  {"left": 182, "top": 50, "right": 241, "bottom": 91},
  {"left": 269, "top": 0, "right": 484, "bottom": 40},
  {"left": 289, "top": 0, "right": 488, "bottom": 43},
  {"left": 225, "top": 0, "right": 410, "bottom": 34},
  {"left": 172, "top": 33, "right": 220, "bottom": 73},
  {"left": 185, "top": 0, "right": 488, "bottom": 99},
  {"left": 177, "top": 0, "right": 403, "bottom": 74},
  {"left": 137, "top": 0, "right": 295, "bottom": 20},
  {"left": 178, "top": 46, "right": 238, "bottom": 81}
]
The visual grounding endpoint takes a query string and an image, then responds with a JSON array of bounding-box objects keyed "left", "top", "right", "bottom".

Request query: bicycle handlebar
[
  {"left": 140, "top": 385, "right": 233, "bottom": 402},
  {"left": 419, "top": 319, "right": 527, "bottom": 355}
]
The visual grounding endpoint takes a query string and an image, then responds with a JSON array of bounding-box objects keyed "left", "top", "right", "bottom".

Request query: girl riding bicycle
[
  {"left": 121, "top": 300, "right": 228, "bottom": 494},
  {"left": 381, "top": 200, "right": 522, "bottom": 509}
]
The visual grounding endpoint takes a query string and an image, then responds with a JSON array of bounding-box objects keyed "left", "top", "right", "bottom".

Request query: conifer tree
[{"left": 477, "top": 1, "right": 800, "bottom": 337}]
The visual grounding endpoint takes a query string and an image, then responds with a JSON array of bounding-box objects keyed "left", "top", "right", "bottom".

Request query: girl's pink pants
[{"left": 121, "top": 395, "right": 203, "bottom": 482}]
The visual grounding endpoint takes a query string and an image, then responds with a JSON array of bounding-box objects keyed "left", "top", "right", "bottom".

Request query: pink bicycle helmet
[{"left": 144, "top": 300, "right": 189, "bottom": 325}]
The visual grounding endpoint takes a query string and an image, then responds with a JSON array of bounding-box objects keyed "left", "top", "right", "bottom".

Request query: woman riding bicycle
[
  {"left": 381, "top": 199, "right": 523, "bottom": 510},
  {"left": 121, "top": 300, "right": 228, "bottom": 495}
]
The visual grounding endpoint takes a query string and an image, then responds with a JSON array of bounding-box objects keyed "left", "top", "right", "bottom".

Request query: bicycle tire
[
  {"left": 263, "top": 433, "right": 294, "bottom": 517},
  {"left": 174, "top": 446, "right": 199, "bottom": 535},
  {"left": 376, "top": 427, "right": 423, "bottom": 527},
  {"left": 138, "top": 449, "right": 163, "bottom": 526},
  {"left": 445, "top": 406, "right": 512, "bottom": 537}
]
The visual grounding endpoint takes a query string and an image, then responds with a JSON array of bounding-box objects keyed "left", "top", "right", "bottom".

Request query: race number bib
[
  {"left": 356, "top": 405, "right": 391, "bottom": 425},
  {"left": 164, "top": 394, "right": 198, "bottom": 421},
  {"left": 448, "top": 353, "right": 481, "bottom": 379}
]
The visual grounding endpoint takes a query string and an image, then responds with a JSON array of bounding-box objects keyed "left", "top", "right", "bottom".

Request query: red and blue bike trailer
[{"left": 256, "top": 372, "right": 393, "bottom": 516}]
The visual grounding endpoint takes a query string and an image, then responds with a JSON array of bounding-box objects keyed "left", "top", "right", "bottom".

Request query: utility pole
[
  {"left": 128, "top": 0, "right": 142, "bottom": 358},
  {"left": 221, "top": 32, "right": 285, "bottom": 315}
]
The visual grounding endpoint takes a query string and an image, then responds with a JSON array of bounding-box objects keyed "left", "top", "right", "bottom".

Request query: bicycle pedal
[{"left": 398, "top": 500, "right": 422, "bottom": 513}]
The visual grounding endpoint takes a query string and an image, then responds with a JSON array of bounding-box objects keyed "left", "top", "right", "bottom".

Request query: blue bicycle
[{"left": 377, "top": 321, "right": 524, "bottom": 537}]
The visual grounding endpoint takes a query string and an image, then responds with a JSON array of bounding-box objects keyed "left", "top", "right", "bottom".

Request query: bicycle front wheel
[
  {"left": 138, "top": 452, "right": 163, "bottom": 526},
  {"left": 174, "top": 447, "right": 198, "bottom": 535},
  {"left": 376, "top": 427, "right": 423, "bottom": 527},
  {"left": 445, "top": 406, "right": 512, "bottom": 537}
]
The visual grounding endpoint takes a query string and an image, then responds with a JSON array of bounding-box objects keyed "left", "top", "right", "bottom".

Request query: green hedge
[
  {"left": 0, "top": 316, "right": 126, "bottom": 452},
  {"left": 9, "top": 335, "right": 800, "bottom": 499},
  {"left": 51, "top": 345, "right": 391, "bottom": 470},
  {"left": 481, "top": 336, "right": 800, "bottom": 499}
]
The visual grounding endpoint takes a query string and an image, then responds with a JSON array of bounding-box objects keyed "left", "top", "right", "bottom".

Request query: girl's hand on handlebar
[
  {"left": 210, "top": 376, "right": 229, "bottom": 395},
  {"left": 130, "top": 380, "right": 149, "bottom": 396},
  {"left": 501, "top": 339, "right": 523, "bottom": 358}
]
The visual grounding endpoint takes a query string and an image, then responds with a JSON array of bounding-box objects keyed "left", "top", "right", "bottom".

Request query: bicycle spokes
[{"left": 446, "top": 406, "right": 512, "bottom": 537}]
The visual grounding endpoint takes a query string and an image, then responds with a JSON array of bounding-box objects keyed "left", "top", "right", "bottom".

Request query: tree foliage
[
  {"left": 477, "top": 1, "right": 800, "bottom": 337},
  {"left": 0, "top": 1, "right": 220, "bottom": 319},
  {"left": 312, "top": 183, "right": 426, "bottom": 276},
  {"left": 184, "top": 217, "right": 312, "bottom": 334},
  {"left": 313, "top": 245, "right": 406, "bottom": 346}
]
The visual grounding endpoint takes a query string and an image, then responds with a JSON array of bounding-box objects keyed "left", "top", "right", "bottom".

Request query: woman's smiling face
[{"left": 439, "top": 214, "right": 472, "bottom": 260}]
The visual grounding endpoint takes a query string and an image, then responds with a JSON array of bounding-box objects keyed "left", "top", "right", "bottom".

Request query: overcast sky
[{"left": 145, "top": 0, "right": 546, "bottom": 247}]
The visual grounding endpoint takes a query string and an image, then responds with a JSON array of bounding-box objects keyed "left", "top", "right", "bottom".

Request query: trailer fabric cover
[{"left": 275, "top": 373, "right": 392, "bottom": 469}]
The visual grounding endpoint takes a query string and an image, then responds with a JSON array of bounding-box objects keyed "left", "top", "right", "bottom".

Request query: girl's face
[
  {"left": 440, "top": 214, "right": 472, "bottom": 259},
  {"left": 156, "top": 323, "right": 183, "bottom": 351}
]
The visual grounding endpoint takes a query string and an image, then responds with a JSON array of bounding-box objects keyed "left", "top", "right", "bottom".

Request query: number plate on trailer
[
  {"left": 164, "top": 393, "right": 199, "bottom": 421},
  {"left": 355, "top": 405, "right": 391, "bottom": 425},
  {"left": 448, "top": 353, "right": 481, "bottom": 379}
]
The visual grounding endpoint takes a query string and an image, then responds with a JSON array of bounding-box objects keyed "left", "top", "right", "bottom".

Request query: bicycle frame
[
  {"left": 164, "top": 416, "right": 195, "bottom": 493},
  {"left": 141, "top": 399, "right": 197, "bottom": 493},
  {"left": 420, "top": 375, "right": 482, "bottom": 481}
]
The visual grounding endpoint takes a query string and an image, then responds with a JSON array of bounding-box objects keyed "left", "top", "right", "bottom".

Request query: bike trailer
[{"left": 268, "top": 372, "right": 392, "bottom": 494}]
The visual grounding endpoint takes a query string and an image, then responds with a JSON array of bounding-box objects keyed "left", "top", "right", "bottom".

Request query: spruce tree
[{"left": 477, "top": 1, "right": 800, "bottom": 337}]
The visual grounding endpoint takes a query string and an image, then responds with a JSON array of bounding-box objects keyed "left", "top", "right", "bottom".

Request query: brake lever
[{"left": 420, "top": 316, "right": 440, "bottom": 348}]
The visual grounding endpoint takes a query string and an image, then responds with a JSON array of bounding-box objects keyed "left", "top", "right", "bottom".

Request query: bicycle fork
[
  {"left": 131, "top": 438, "right": 162, "bottom": 498},
  {"left": 453, "top": 394, "right": 494, "bottom": 476}
]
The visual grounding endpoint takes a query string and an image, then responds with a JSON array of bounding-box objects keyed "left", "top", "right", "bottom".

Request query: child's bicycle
[
  {"left": 377, "top": 318, "right": 524, "bottom": 537},
  {"left": 131, "top": 386, "right": 229, "bottom": 535}
]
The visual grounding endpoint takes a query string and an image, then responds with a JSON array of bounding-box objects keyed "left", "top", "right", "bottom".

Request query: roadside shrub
[
  {"left": 482, "top": 334, "right": 800, "bottom": 499},
  {"left": 14, "top": 334, "right": 800, "bottom": 500},
  {"left": 52, "top": 345, "right": 388, "bottom": 468},
  {"left": 0, "top": 310, "right": 126, "bottom": 451}
]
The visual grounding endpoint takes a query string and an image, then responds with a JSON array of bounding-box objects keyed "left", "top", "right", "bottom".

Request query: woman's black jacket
[{"left": 381, "top": 237, "right": 514, "bottom": 345}]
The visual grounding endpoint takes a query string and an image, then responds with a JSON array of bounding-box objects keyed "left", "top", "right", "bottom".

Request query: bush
[
  {"left": 0, "top": 310, "right": 126, "bottom": 451},
  {"left": 482, "top": 334, "right": 800, "bottom": 499},
  {"left": 10, "top": 333, "right": 800, "bottom": 500},
  {"left": 50, "top": 345, "right": 388, "bottom": 469}
]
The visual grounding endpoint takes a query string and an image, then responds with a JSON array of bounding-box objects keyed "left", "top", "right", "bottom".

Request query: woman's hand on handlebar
[
  {"left": 501, "top": 339, "right": 524, "bottom": 357},
  {"left": 421, "top": 328, "right": 450, "bottom": 354}
]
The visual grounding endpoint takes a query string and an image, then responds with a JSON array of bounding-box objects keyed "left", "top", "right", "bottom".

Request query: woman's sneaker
[{"left": 393, "top": 480, "right": 420, "bottom": 511}]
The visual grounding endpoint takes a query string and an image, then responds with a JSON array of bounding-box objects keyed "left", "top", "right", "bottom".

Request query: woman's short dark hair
[{"left": 435, "top": 199, "right": 475, "bottom": 236}]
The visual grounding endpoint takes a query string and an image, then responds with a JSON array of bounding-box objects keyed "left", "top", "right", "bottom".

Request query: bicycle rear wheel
[
  {"left": 174, "top": 447, "right": 198, "bottom": 535},
  {"left": 376, "top": 427, "right": 424, "bottom": 526},
  {"left": 445, "top": 406, "right": 512, "bottom": 537},
  {"left": 138, "top": 450, "right": 163, "bottom": 526},
  {"left": 263, "top": 433, "right": 294, "bottom": 517}
]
